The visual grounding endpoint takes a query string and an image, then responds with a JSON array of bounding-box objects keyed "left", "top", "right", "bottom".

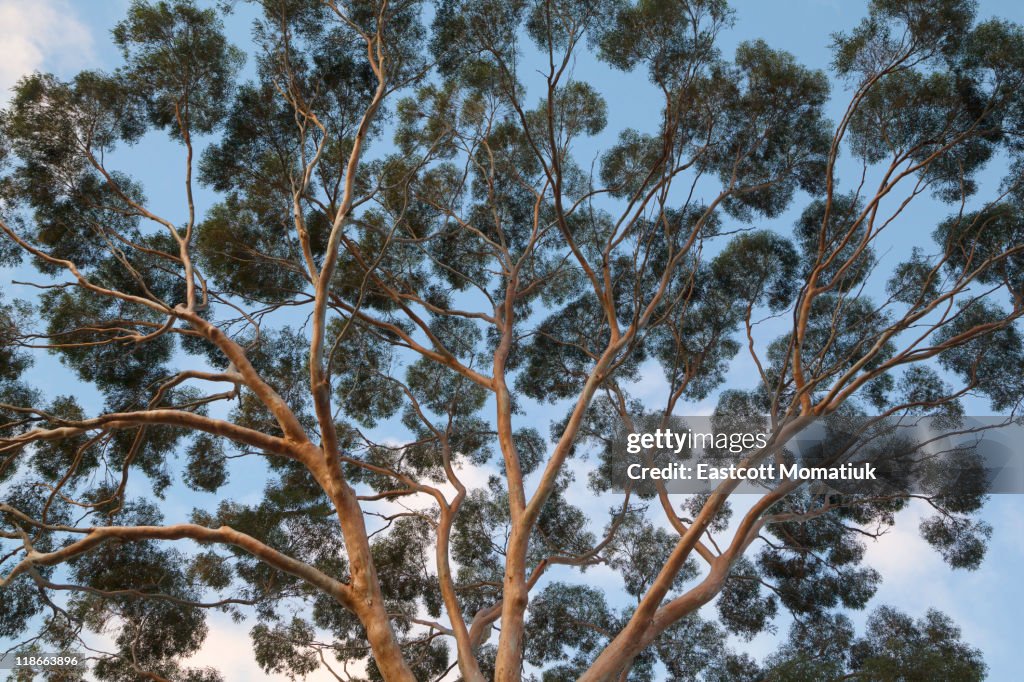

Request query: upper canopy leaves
[
  {"left": 113, "top": 0, "right": 245, "bottom": 136},
  {"left": 1, "top": 0, "right": 1022, "bottom": 679}
]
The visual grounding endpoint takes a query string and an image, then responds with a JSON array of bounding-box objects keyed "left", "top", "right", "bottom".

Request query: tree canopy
[{"left": 1, "top": 0, "right": 1022, "bottom": 679}]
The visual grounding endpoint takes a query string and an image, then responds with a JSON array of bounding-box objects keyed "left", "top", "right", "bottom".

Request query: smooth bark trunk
[
  {"left": 493, "top": 529, "right": 530, "bottom": 681},
  {"left": 313, "top": 454, "right": 417, "bottom": 681}
]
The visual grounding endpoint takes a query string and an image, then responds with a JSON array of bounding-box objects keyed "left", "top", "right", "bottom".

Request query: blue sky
[{"left": 2, "top": 0, "right": 1024, "bottom": 679}]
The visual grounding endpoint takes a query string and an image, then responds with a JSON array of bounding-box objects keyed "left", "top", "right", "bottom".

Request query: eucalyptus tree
[{"left": 0, "top": 0, "right": 1021, "bottom": 680}]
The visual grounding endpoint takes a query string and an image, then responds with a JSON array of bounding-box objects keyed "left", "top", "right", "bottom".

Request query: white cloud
[{"left": 0, "top": 0, "right": 94, "bottom": 102}]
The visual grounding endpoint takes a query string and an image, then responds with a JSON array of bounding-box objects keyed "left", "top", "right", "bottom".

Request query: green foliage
[
  {"left": 936, "top": 201, "right": 1024, "bottom": 297},
  {"left": 598, "top": 0, "right": 732, "bottom": 85},
  {"left": 711, "top": 230, "right": 799, "bottom": 311},
  {"left": 848, "top": 606, "right": 986, "bottom": 681},
  {"left": 371, "top": 516, "right": 443, "bottom": 619},
  {"left": 758, "top": 511, "right": 881, "bottom": 617},
  {"left": 517, "top": 294, "right": 621, "bottom": 402},
  {"left": 526, "top": 583, "right": 613, "bottom": 670},
  {"left": 716, "top": 557, "right": 778, "bottom": 639},
  {"left": 606, "top": 512, "right": 698, "bottom": 599},
  {"left": 759, "top": 605, "right": 987, "bottom": 681},
  {"left": 919, "top": 514, "right": 992, "bottom": 569},
  {"left": 184, "top": 434, "right": 230, "bottom": 492},
  {"left": 793, "top": 193, "right": 874, "bottom": 290},
  {"left": 1, "top": 0, "right": 1020, "bottom": 678},
  {"left": 113, "top": 0, "right": 245, "bottom": 135},
  {"left": 937, "top": 300, "right": 1024, "bottom": 411},
  {"left": 252, "top": 618, "right": 321, "bottom": 679}
]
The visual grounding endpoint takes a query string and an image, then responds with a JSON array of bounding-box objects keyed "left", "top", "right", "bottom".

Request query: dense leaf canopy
[{"left": 1, "top": 0, "right": 1022, "bottom": 680}]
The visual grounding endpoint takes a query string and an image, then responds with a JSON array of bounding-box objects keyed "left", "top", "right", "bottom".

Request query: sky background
[{"left": 2, "top": 0, "right": 1024, "bottom": 680}]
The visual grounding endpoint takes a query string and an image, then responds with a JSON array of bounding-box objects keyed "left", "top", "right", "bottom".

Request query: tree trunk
[
  {"left": 579, "top": 569, "right": 728, "bottom": 682},
  {"left": 437, "top": 508, "right": 487, "bottom": 682},
  {"left": 493, "top": 528, "right": 530, "bottom": 682},
  {"left": 312, "top": 452, "right": 418, "bottom": 682},
  {"left": 360, "top": 609, "right": 418, "bottom": 682},
  {"left": 576, "top": 619, "right": 648, "bottom": 681}
]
